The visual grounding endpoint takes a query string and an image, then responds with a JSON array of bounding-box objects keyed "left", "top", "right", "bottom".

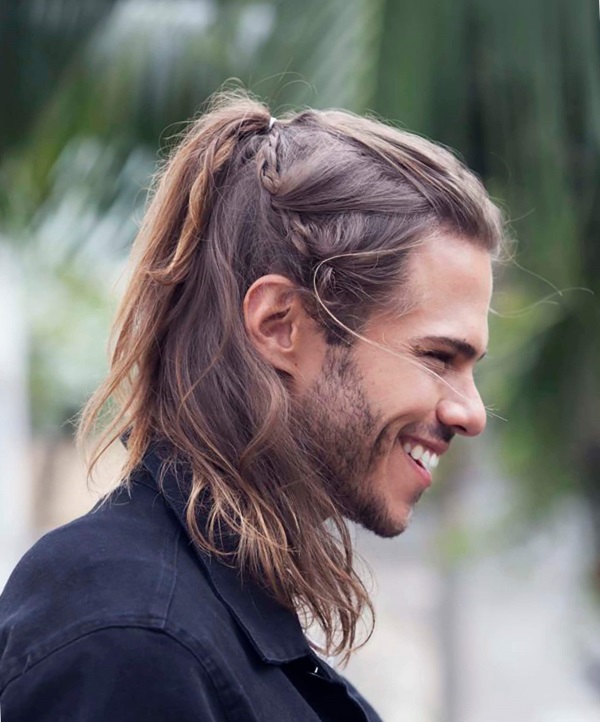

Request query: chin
[
  {"left": 370, "top": 513, "right": 412, "bottom": 539},
  {"left": 335, "top": 480, "right": 419, "bottom": 538},
  {"left": 350, "top": 502, "right": 414, "bottom": 538}
]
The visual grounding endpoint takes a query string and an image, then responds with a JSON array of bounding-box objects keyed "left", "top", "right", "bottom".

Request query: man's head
[
  {"left": 244, "top": 233, "right": 492, "bottom": 538},
  {"left": 80, "top": 91, "right": 505, "bottom": 657}
]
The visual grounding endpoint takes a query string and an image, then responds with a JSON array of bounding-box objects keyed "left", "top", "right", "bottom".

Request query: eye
[{"left": 421, "top": 350, "right": 454, "bottom": 368}]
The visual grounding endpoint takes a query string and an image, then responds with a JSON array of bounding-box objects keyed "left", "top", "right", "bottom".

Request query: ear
[{"left": 243, "top": 274, "right": 327, "bottom": 388}]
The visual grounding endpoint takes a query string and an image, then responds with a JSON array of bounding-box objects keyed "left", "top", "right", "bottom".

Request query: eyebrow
[{"left": 410, "top": 335, "right": 488, "bottom": 362}]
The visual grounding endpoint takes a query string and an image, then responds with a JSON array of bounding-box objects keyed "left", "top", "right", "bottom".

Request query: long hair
[{"left": 77, "top": 90, "right": 505, "bottom": 660}]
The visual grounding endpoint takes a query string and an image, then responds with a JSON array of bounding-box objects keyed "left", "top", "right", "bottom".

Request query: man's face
[{"left": 293, "top": 233, "right": 493, "bottom": 537}]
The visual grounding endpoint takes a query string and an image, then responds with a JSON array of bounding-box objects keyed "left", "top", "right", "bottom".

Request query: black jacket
[{"left": 0, "top": 443, "right": 384, "bottom": 721}]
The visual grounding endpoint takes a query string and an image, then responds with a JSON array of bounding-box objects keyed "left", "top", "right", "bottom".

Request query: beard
[{"left": 290, "top": 344, "right": 414, "bottom": 538}]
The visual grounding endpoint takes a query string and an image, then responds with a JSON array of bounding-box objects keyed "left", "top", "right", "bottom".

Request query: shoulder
[
  {"left": 1, "top": 625, "right": 228, "bottom": 721},
  {"left": 0, "top": 480, "right": 222, "bottom": 691}
]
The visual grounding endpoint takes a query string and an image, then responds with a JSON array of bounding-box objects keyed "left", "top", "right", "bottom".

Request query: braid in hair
[
  {"left": 257, "top": 125, "right": 282, "bottom": 195},
  {"left": 255, "top": 118, "right": 342, "bottom": 341},
  {"left": 256, "top": 125, "right": 313, "bottom": 261}
]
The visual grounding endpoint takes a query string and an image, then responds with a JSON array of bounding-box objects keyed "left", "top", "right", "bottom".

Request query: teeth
[
  {"left": 401, "top": 440, "right": 440, "bottom": 474},
  {"left": 411, "top": 444, "right": 424, "bottom": 461}
]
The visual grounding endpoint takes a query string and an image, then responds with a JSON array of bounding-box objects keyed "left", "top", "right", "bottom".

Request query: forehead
[{"left": 379, "top": 234, "right": 493, "bottom": 346}]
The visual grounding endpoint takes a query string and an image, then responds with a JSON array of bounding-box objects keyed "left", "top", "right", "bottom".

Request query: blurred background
[{"left": 1, "top": 1, "right": 599, "bottom": 720}]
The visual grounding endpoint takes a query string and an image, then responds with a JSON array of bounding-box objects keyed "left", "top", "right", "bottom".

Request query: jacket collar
[{"left": 129, "top": 436, "right": 312, "bottom": 665}]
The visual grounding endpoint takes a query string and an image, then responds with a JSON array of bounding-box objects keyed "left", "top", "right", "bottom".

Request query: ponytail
[{"left": 143, "top": 99, "right": 271, "bottom": 285}]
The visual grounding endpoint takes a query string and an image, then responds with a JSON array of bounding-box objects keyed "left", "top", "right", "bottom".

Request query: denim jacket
[{"left": 0, "top": 443, "right": 383, "bottom": 721}]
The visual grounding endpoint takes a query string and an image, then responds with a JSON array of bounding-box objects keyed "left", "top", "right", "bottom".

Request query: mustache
[{"left": 398, "top": 423, "right": 454, "bottom": 446}]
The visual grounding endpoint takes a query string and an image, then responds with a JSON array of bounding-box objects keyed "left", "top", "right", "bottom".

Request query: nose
[{"left": 436, "top": 379, "right": 487, "bottom": 437}]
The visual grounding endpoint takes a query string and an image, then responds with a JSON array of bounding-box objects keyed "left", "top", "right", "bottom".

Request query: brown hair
[{"left": 77, "top": 90, "right": 505, "bottom": 660}]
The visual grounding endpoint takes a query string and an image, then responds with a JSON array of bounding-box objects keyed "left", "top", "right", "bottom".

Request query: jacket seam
[
  {"left": 1, "top": 623, "right": 230, "bottom": 719},
  {"left": 163, "top": 529, "right": 180, "bottom": 621},
  {"left": 0, "top": 617, "right": 173, "bottom": 691},
  {"left": 1, "top": 624, "right": 231, "bottom": 719},
  {"left": 153, "top": 625, "right": 235, "bottom": 720}
]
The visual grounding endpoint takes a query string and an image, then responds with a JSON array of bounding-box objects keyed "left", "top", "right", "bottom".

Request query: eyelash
[{"left": 421, "top": 351, "right": 455, "bottom": 368}]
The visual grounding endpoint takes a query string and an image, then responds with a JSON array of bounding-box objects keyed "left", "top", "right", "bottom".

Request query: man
[{"left": 0, "top": 93, "right": 504, "bottom": 720}]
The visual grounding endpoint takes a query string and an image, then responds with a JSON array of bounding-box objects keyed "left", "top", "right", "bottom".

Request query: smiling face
[{"left": 291, "top": 233, "right": 493, "bottom": 537}]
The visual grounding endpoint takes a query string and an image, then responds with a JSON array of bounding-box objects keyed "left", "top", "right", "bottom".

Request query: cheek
[{"left": 366, "top": 362, "right": 440, "bottom": 421}]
